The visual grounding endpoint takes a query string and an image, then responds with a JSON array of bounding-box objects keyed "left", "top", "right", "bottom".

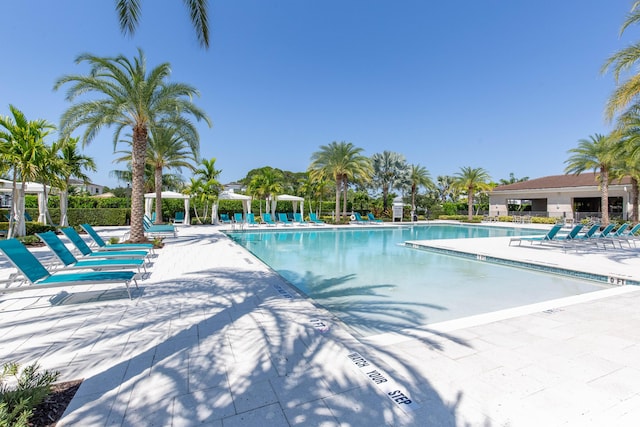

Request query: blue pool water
[{"left": 227, "top": 225, "right": 606, "bottom": 337}]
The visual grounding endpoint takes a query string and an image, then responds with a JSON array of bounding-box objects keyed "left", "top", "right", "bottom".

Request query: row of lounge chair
[
  {"left": 509, "top": 222, "right": 640, "bottom": 251},
  {"left": 350, "top": 212, "right": 384, "bottom": 224},
  {"left": 142, "top": 215, "right": 177, "bottom": 238},
  {"left": 219, "top": 212, "right": 326, "bottom": 226},
  {"left": 0, "top": 224, "right": 155, "bottom": 299}
]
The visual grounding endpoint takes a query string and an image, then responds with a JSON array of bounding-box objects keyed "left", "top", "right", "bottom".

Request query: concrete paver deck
[{"left": 1, "top": 222, "right": 640, "bottom": 426}]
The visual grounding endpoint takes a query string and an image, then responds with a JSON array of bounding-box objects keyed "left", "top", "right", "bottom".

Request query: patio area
[{"left": 1, "top": 223, "right": 640, "bottom": 426}]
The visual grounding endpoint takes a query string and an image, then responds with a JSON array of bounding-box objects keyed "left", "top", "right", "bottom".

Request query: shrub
[{"left": 0, "top": 362, "right": 60, "bottom": 427}]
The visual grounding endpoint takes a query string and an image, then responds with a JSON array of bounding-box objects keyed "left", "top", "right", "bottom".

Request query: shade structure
[
  {"left": 213, "top": 191, "right": 252, "bottom": 224},
  {"left": 144, "top": 191, "right": 190, "bottom": 225},
  {"left": 0, "top": 179, "right": 50, "bottom": 234},
  {"left": 274, "top": 194, "right": 304, "bottom": 219}
]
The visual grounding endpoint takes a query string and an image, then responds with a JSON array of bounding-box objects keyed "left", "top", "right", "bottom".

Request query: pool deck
[{"left": 2, "top": 221, "right": 640, "bottom": 426}]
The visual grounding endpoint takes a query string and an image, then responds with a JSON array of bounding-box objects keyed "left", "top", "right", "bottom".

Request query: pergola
[
  {"left": 144, "top": 191, "right": 191, "bottom": 225},
  {"left": 0, "top": 178, "right": 50, "bottom": 224},
  {"left": 213, "top": 191, "right": 252, "bottom": 224},
  {"left": 273, "top": 194, "right": 304, "bottom": 218}
]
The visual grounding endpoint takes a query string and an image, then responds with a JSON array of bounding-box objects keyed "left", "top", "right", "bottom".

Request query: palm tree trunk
[
  {"left": 59, "top": 190, "right": 69, "bottom": 227},
  {"left": 15, "top": 182, "right": 26, "bottom": 237},
  {"left": 467, "top": 186, "right": 474, "bottom": 221},
  {"left": 632, "top": 177, "right": 639, "bottom": 223},
  {"left": 411, "top": 184, "right": 417, "bottom": 215},
  {"left": 42, "top": 183, "right": 53, "bottom": 225},
  {"left": 155, "top": 166, "right": 163, "bottom": 224},
  {"left": 129, "top": 126, "right": 148, "bottom": 242},
  {"left": 382, "top": 186, "right": 389, "bottom": 212},
  {"left": 334, "top": 179, "right": 341, "bottom": 222},
  {"left": 342, "top": 177, "right": 348, "bottom": 219},
  {"left": 601, "top": 169, "right": 609, "bottom": 225}
]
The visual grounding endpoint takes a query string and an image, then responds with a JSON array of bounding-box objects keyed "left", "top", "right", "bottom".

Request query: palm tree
[
  {"left": 453, "top": 166, "right": 492, "bottom": 221},
  {"left": 146, "top": 125, "right": 199, "bottom": 223},
  {"left": 309, "top": 141, "right": 372, "bottom": 222},
  {"left": 407, "top": 164, "right": 433, "bottom": 218},
  {"left": 37, "top": 141, "right": 67, "bottom": 226},
  {"left": 115, "top": 0, "right": 210, "bottom": 48},
  {"left": 610, "top": 115, "right": 640, "bottom": 222},
  {"left": 183, "top": 177, "right": 204, "bottom": 223},
  {"left": 371, "top": 151, "right": 409, "bottom": 212},
  {"left": 602, "top": 1, "right": 640, "bottom": 120},
  {"left": 193, "top": 157, "right": 222, "bottom": 221},
  {"left": 247, "top": 167, "right": 284, "bottom": 216},
  {"left": 435, "top": 175, "right": 457, "bottom": 203},
  {"left": 0, "top": 105, "right": 54, "bottom": 237},
  {"left": 54, "top": 49, "right": 211, "bottom": 242},
  {"left": 564, "top": 133, "right": 617, "bottom": 225},
  {"left": 299, "top": 175, "right": 329, "bottom": 218},
  {"left": 56, "top": 137, "right": 97, "bottom": 226},
  {"left": 499, "top": 173, "right": 529, "bottom": 186}
]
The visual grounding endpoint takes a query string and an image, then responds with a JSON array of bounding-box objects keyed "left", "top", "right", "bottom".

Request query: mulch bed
[{"left": 28, "top": 379, "right": 82, "bottom": 427}]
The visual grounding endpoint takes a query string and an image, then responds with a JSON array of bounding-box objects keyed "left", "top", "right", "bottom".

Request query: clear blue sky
[{"left": 0, "top": 1, "right": 634, "bottom": 188}]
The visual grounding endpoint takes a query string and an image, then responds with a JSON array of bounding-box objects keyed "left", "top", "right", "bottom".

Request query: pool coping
[{"left": 404, "top": 240, "right": 640, "bottom": 287}]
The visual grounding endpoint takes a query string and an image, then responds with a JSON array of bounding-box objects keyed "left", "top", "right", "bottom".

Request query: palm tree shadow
[
  {"left": 283, "top": 270, "right": 451, "bottom": 340},
  {"left": 44, "top": 236, "right": 487, "bottom": 427}
]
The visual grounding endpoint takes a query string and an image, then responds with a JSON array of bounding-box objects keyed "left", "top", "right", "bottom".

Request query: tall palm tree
[
  {"left": 247, "top": 167, "right": 284, "bottom": 216},
  {"left": 602, "top": 1, "right": 640, "bottom": 120},
  {"left": 309, "top": 141, "right": 372, "bottom": 222},
  {"left": 564, "top": 133, "right": 617, "bottom": 225},
  {"left": 147, "top": 125, "right": 199, "bottom": 223},
  {"left": 56, "top": 136, "right": 97, "bottom": 226},
  {"left": 115, "top": 0, "right": 210, "bottom": 48},
  {"left": 371, "top": 151, "right": 409, "bottom": 212},
  {"left": 610, "top": 115, "right": 640, "bottom": 222},
  {"left": 453, "top": 166, "right": 492, "bottom": 221},
  {"left": 0, "top": 105, "right": 54, "bottom": 237},
  {"left": 407, "top": 164, "right": 433, "bottom": 218},
  {"left": 54, "top": 49, "right": 211, "bottom": 242}
]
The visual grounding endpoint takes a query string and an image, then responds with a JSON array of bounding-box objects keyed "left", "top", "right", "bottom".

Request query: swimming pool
[{"left": 227, "top": 225, "right": 607, "bottom": 337}]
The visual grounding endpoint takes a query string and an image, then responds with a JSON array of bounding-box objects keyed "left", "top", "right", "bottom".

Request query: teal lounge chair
[
  {"left": 262, "top": 213, "right": 277, "bottom": 226},
  {"left": 309, "top": 213, "right": 325, "bottom": 225},
  {"left": 615, "top": 223, "right": 640, "bottom": 247},
  {"left": 234, "top": 213, "right": 245, "bottom": 224},
  {"left": 277, "top": 213, "right": 293, "bottom": 226},
  {"left": 294, "top": 213, "right": 308, "bottom": 225},
  {"left": 61, "top": 227, "right": 150, "bottom": 260},
  {"left": 509, "top": 224, "right": 564, "bottom": 246},
  {"left": 171, "top": 212, "right": 185, "bottom": 224},
  {"left": 37, "top": 231, "right": 146, "bottom": 274},
  {"left": 246, "top": 213, "right": 259, "bottom": 227},
  {"left": 219, "top": 213, "right": 232, "bottom": 224},
  {"left": 545, "top": 224, "right": 584, "bottom": 248},
  {"left": 352, "top": 212, "right": 369, "bottom": 224},
  {"left": 587, "top": 223, "right": 616, "bottom": 248},
  {"left": 367, "top": 213, "right": 383, "bottom": 223},
  {"left": 143, "top": 216, "right": 177, "bottom": 238},
  {"left": 568, "top": 223, "right": 601, "bottom": 244},
  {"left": 5, "top": 212, "right": 33, "bottom": 222},
  {"left": 599, "top": 223, "right": 631, "bottom": 249},
  {"left": 0, "top": 238, "right": 138, "bottom": 299},
  {"left": 80, "top": 224, "right": 155, "bottom": 254}
]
